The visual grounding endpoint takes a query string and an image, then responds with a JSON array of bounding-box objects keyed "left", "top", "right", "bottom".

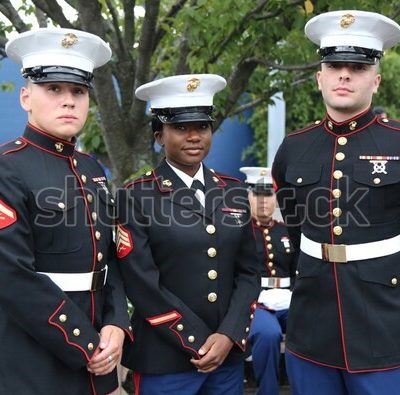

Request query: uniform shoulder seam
[
  {"left": 288, "top": 121, "right": 323, "bottom": 137},
  {"left": 0, "top": 139, "right": 28, "bottom": 155}
]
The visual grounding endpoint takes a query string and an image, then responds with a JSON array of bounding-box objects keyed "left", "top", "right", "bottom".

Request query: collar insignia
[{"left": 55, "top": 142, "right": 64, "bottom": 152}]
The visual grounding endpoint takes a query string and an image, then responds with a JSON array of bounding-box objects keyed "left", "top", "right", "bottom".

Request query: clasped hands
[{"left": 87, "top": 325, "right": 125, "bottom": 376}]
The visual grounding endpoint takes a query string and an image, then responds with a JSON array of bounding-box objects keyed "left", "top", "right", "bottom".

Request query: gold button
[
  {"left": 111, "top": 198, "right": 115, "bottom": 204},
  {"left": 208, "top": 270, "right": 218, "bottom": 280},
  {"left": 332, "top": 189, "right": 342, "bottom": 199},
  {"left": 81, "top": 175, "right": 87, "bottom": 184},
  {"left": 88, "top": 343, "right": 94, "bottom": 351},
  {"left": 241, "top": 339, "right": 246, "bottom": 345},
  {"left": 263, "top": 229, "right": 269, "bottom": 235},
  {"left": 129, "top": 326, "right": 132, "bottom": 331},
  {"left": 373, "top": 178, "right": 381, "bottom": 185},
  {"left": 267, "top": 243, "right": 272, "bottom": 249},
  {"left": 333, "top": 170, "right": 343, "bottom": 180},
  {"left": 207, "top": 247, "right": 217, "bottom": 257},
  {"left": 382, "top": 118, "right": 389, "bottom": 123},
  {"left": 73, "top": 158, "right": 78, "bottom": 167},
  {"left": 208, "top": 292, "right": 217, "bottom": 302},
  {"left": 335, "top": 152, "right": 345, "bottom": 161},
  {"left": 92, "top": 212, "right": 97, "bottom": 221},
  {"left": 332, "top": 208, "right": 342, "bottom": 217},
  {"left": 73, "top": 328, "right": 80, "bottom": 337},
  {"left": 268, "top": 253, "right": 274, "bottom": 259},
  {"left": 268, "top": 261, "right": 273, "bottom": 268},
  {"left": 177, "top": 324, "right": 184, "bottom": 331},
  {"left": 15, "top": 140, "right": 22, "bottom": 145},
  {"left": 314, "top": 120, "right": 321, "bottom": 124},
  {"left": 338, "top": 137, "right": 347, "bottom": 146},
  {"left": 391, "top": 278, "right": 398, "bottom": 285},
  {"left": 95, "top": 231, "right": 101, "bottom": 240},
  {"left": 58, "top": 202, "right": 65, "bottom": 209},
  {"left": 245, "top": 327, "right": 250, "bottom": 333},
  {"left": 285, "top": 248, "right": 291, "bottom": 253},
  {"left": 59, "top": 314, "right": 67, "bottom": 323},
  {"left": 188, "top": 335, "right": 195, "bottom": 343},
  {"left": 296, "top": 270, "right": 299, "bottom": 275},
  {"left": 250, "top": 314, "right": 254, "bottom": 319},
  {"left": 333, "top": 226, "right": 343, "bottom": 236},
  {"left": 97, "top": 252, "right": 103, "bottom": 262},
  {"left": 265, "top": 236, "right": 271, "bottom": 241},
  {"left": 87, "top": 194, "right": 93, "bottom": 203},
  {"left": 327, "top": 120, "right": 333, "bottom": 130},
  {"left": 206, "top": 224, "right": 216, "bottom": 234},
  {"left": 296, "top": 178, "right": 303, "bottom": 184},
  {"left": 145, "top": 171, "right": 152, "bottom": 176},
  {"left": 271, "top": 269, "right": 276, "bottom": 275}
]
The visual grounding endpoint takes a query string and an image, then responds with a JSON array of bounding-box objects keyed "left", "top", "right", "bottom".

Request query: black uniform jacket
[
  {"left": 272, "top": 109, "right": 400, "bottom": 372},
  {"left": 0, "top": 124, "right": 132, "bottom": 395},
  {"left": 253, "top": 219, "right": 296, "bottom": 284},
  {"left": 117, "top": 159, "right": 261, "bottom": 374}
]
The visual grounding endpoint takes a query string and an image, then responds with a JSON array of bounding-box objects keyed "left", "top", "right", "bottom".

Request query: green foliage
[{"left": 79, "top": 104, "right": 107, "bottom": 154}]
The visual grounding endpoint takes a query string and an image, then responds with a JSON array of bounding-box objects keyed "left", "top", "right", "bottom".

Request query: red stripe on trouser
[{"left": 134, "top": 371, "right": 141, "bottom": 395}]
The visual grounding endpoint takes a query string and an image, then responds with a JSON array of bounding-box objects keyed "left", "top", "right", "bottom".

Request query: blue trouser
[
  {"left": 286, "top": 350, "right": 400, "bottom": 395},
  {"left": 248, "top": 307, "right": 288, "bottom": 395},
  {"left": 134, "top": 362, "right": 244, "bottom": 395}
]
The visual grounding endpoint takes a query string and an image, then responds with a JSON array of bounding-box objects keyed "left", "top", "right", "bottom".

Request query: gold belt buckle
[{"left": 321, "top": 244, "right": 347, "bottom": 263}]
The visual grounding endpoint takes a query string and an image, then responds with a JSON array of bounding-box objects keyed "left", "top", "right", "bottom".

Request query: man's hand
[
  {"left": 190, "top": 333, "right": 234, "bottom": 373},
  {"left": 87, "top": 325, "right": 125, "bottom": 376}
]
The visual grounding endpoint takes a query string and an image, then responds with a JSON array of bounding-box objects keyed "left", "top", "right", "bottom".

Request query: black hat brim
[
  {"left": 157, "top": 112, "right": 215, "bottom": 124},
  {"left": 23, "top": 66, "right": 93, "bottom": 88}
]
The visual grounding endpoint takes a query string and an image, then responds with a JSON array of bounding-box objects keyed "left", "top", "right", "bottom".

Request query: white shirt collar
[{"left": 166, "top": 160, "right": 205, "bottom": 188}]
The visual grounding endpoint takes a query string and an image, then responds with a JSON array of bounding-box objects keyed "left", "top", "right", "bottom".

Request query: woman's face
[{"left": 155, "top": 121, "right": 212, "bottom": 177}]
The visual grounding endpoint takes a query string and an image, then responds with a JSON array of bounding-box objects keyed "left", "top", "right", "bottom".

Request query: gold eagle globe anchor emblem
[
  {"left": 61, "top": 33, "right": 78, "bottom": 48},
  {"left": 187, "top": 78, "right": 200, "bottom": 92},
  {"left": 340, "top": 14, "right": 355, "bottom": 29}
]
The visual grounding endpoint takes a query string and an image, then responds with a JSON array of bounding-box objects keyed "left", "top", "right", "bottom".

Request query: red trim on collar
[
  {"left": 27, "top": 123, "right": 76, "bottom": 147},
  {"left": 21, "top": 136, "right": 70, "bottom": 158}
]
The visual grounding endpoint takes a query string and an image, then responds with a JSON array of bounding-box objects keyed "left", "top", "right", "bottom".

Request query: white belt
[
  {"left": 38, "top": 265, "right": 108, "bottom": 291},
  {"left": 261, "top": 277, "right": 291, "bottom": 288},
  {"left": 300, "top": 234, "right": 400, "bottom": 263}
]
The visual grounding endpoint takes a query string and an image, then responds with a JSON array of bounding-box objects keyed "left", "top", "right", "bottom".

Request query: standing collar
[
  {"left": 324, "top": 108, "right": 376, "bottom": 135},
  {"left": 23, "top": 123, "right": 76, "bottom": 157},
  {"left": 165, "top": 160, "right": 205, "bottom": 188}
]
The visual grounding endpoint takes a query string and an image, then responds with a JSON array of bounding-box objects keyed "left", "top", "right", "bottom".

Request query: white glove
[{"left": 257, "top": 288, "right": 292, "bottom": 311}]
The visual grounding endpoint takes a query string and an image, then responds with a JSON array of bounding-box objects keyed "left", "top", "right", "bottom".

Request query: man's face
[
  {"left": 154, "top": 121, "right": 212, "bottom": 176},
  {"left": 316, "top": 62, "right": 381, "bottom": 120},
  {"left": 248, "top": 190, "right": 276, "bottom": 222},
  {"left": 20, "top": 81, "right": 89, "bottom": 140}
]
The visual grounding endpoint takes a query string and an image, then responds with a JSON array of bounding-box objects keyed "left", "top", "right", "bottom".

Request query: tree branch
[
  {"left": 0, "top": 0, "right": 30, "bottom": 32},
  {"left": 253, "top": 0, "right": 304, "bottom": 20},
  {"left": 31, "top": 0, "right": 75, "bottom": 28},
  {"left": 105, "top": 0, "right": 125, "bottom": 55},
  {"left": 152, "top": 0, "right": 189, "bottom": 52},
  {"left": 213, "top": 58, "right": 258, "bottom": 130},
  {"left": 208, "top": 0, "right": 269, "bottom": 64},
  {"left": 123, "top": 0, "right": 135, "bottom": 50},
  {"left": 228, "top": 97, "right": 267, "bottom": 117},
  {"left": 133, "top": 0, "right": 160, "bottom": 93},
  {"left": 34, "top": 7, "right": 47, "bottom": 28},
  {"left": 246, "top": 57, "right": 320, "bottom": 71}
]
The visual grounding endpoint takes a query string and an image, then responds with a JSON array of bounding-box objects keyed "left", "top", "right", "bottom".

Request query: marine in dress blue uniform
[
  {"left": 0, "top": 29, "right": 132, "bottom": 395},
  {"left": 240, "top": 167, "right": 296, "bottom": 395},
  {"left": 117, "top": 74, "right": 261, "bottom": 395},
  {"left": 272, "top": 10, "right": 400, "bottom": 395}
]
